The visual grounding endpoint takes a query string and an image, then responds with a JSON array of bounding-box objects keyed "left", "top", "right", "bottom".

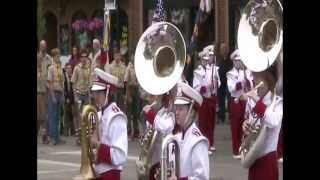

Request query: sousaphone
[
  {"left": 237, "top": 0, "right": 283, "bottom": 168},
  {"left": 134, "top": 21, "right": 186, "bottom": 95},
  {"left": 134, "top": 22, "right": 186, "bottom": 179}
]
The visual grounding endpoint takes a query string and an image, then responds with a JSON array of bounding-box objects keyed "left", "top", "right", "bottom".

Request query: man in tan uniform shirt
[
  {"left": 37, "top": 40, "right": 52, "bottom": 144},
  {"left": 71, "top": 49, "right": 91, "bottom": 144},
  {"left": 124, "top": 55, "right": 141, "bottom": 139},
  {"left": 105, "top": 52, "right": 126, "bottom": 109}
]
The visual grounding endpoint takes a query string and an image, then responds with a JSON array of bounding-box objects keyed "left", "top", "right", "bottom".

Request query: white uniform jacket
[
  {"left": 193, "top": 64, "right": 221, "bottom": 98},
  {"left": 175, "top": 122, "right": 210, "bottom": 180},
  {"left": 227, "top": 67, "right": 254, "bottom": 99},
  {"left": 150, "top": 107, "right": 175, "bottom": 166},
  {"left": 245, "top": 91, "right": 283, "bottom": 159},
  {"left": 95, "top": 102, "right": 128, "bottom": 175}
]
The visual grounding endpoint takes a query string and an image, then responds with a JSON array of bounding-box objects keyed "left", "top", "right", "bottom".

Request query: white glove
[{"left": 154, "top": 108, "right": 175, "bottom": 134}]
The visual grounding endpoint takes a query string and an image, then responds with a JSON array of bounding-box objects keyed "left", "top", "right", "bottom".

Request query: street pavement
[{"left": 38, "top": 123, "right": 283, "bottom": 180}]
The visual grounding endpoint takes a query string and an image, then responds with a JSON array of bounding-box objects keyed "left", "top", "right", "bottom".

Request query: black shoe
[{"left": 53, "top": 139, "right": 66, "bottom": 145}]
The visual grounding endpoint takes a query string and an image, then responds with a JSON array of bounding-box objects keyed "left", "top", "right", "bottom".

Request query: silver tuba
[
  {"left": 135, "top": 22, "right": 186, "bottom": 179},
  {"left": 237, "top": 0, "right": 283, "bottom": 168}
]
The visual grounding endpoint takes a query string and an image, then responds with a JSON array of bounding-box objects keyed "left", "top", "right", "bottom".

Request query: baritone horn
[
  {"left": 76, "top": 105, "right": 100, "bottom": 180},
  {"left": 237, "top": 0, "right": 283, "bottom": 168},
  {"left": 160, "top": 134, "right": 181, "bottom": 180},
  {"left": 134, "top": 22, "right": 186, "bottom": 179}
]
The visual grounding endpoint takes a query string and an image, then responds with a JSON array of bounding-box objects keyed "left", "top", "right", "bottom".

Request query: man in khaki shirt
[
  {"left": 124, "top": 55, "right": 140, "bottom": 139},
  {"left": 37, "top": 40, "right": 52, "bottom": 144},
  {"left": 105, "top": 52, "right": 126, "bottom": 109},
  {"left": 71, "top": 49, "right": 91, "bottom": 144},
  {"left": 47, "top": 48, "right": 65, "bottom": 145}
]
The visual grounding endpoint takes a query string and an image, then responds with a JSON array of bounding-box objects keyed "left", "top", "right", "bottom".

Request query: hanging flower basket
[
  {"left": 88, "top": 18, "right": 104, "bottom": 32},
  {"left": 72, "top": 19, "right": 89, "bottom": 32}
]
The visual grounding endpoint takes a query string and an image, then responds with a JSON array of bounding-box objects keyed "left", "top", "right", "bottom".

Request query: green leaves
[{"left": 37, "top": 0, "right": 46, "bottom": 40}]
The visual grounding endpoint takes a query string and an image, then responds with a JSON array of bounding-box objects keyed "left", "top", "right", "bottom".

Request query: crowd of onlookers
[{"left": 37, "top": 39, "right": 150, "bottom": 145}]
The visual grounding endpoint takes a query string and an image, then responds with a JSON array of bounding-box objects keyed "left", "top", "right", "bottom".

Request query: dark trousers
[
  {"left": 74, "top": 92, "right": 89, "bottom": 131},
  {"left": 126, "top": 86, "right": 140, "bottom": 136},
  {"left": 62, "top": 102, "right": 75, "bottom": 136},
  {"left": 217, "top": 84, "right": 227, "bottom": 123},
  {"left": 115, "top": 88, "right": 125, "bottom": 110}
]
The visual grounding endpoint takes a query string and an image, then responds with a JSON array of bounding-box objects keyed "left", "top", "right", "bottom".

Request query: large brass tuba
[
  {"left": 237, "top": 0, "right": 283, "bottom": 168},
  {"left": 77, "top": 105, "right": 100, "bottom": 180},
  {"left": 135, "top": 21, "right": 186, "bottom": 179}
]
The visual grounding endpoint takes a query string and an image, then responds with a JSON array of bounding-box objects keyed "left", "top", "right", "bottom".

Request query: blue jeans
[{"left": 48, "top": 91, "right": 64, "bottom": 143}]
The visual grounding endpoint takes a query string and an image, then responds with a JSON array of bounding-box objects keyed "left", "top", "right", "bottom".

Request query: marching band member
[
  {"left": 276, "top": 50, "right": 283, "bottom": 164},
  {"left": 193, "top": 45, "right": 221, "bottom": 154},
  {"left": 168, "top": 81, "right": 209, "bottom": 180},
  {"left": 241, "top": 68, "right": 283, "bottom": 180},
  {"left": 142, "top": 90, "right": 176, "bottom": 180},
  {"left": 227, "top": 49, "right": 254, "bottom": 159},
  {"left": 90, "top": 68, "right": 128, "bottom": 180}
]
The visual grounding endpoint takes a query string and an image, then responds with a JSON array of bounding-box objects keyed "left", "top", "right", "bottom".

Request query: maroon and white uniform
[
  {"left": 94, "top": 102, "right": 128, "bottom": 180},
  {"left": 227, "top": 67, "right": 254, "bottom": 156},
  {"left": 92, "top": 68, "right": 128, "bottom": 180},
  {"left": 245, "top": 91, "right": 283, "bottom": 180},
  {"left": 175, "top": 122, "right": 210, "bottom": 180},
  {"left": 143, "top": 102, "right": 175, "bottom": 180},
  {"left": 193, "top": 63, "right": 220, "bottom": 148},
  {"left": 173, "top": 81, "right": 210, "bottom": 180}
]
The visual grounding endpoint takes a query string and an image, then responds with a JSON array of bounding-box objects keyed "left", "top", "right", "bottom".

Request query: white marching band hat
[
  {"left": 175, "top": 81, "right": 203, "bottom": 107},
  {"left": 91, "top": 81, "right": 107, "bottom": 91},
  {"left": 230, "top": 49, "right": 241, "bottom": 60},
  {"left": 203, "top": 44, "right": 214, "bottom": 56},
  {"left": 91, "top": 68, "right": 119, "bottom": 91},
  {"left": 199, "top": 44, "right": 215, "bottom": 61}
]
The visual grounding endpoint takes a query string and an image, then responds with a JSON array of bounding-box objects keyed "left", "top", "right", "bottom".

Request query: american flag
[{"left": 152, "top": 0, "right": 166, "bottom": 23}]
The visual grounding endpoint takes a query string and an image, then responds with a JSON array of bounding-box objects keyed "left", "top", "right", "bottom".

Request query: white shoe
[
  {"left": 210, "top": 146, "right": 216, "bottom": 151},
  {"left": 208, "top": 150, "right": 213, "bottom": 156},
  {"left": 233, "top": 154, "right": 241, "bottom": 159},
  {"left": 278, "top": 158, "right": 283, "bottom": 163}
]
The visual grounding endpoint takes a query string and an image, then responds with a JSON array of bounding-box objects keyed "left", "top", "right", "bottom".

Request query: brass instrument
[
  {"left": 237, "top": 0, "right": 283, "bottom": 168},
  {"left": 134, "top": 21, "right": 186, "bottom": 95},
  {"left": 76, "top": 105, "right": 100, "bottom": 180},
  {"left": 237, "top": 0, "right": 282, "bottom": 72},
  {"left": 160, "top": 134, "right": 180, "bottom": 180},
  {"left": 136, "top": 101, "right": 158, "bottom": 180},
  {"left": 239, "top": 88, "right": 279, "bottom": 168},
  {"left": 135, "top": 21, "right": 186, "bottom": 179}
]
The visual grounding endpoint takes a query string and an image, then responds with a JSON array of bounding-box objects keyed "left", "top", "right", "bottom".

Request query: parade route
[{"left": 38, "top": 124, "right": 283, "bottom": 180}]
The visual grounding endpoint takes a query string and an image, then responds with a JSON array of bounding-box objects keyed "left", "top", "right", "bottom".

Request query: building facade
[{"left": 41, "top": 0, "right": 241, "bottom": 60}]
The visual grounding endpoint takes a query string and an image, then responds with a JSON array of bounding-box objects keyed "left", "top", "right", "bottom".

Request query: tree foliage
[{"left": 37, "top": 0, "right": 46, "bottom": 40}]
